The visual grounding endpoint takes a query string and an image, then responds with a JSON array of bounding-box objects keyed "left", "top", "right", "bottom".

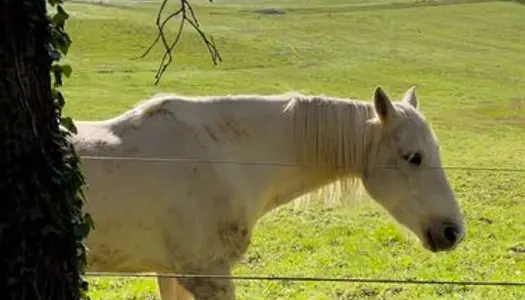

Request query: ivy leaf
[
  {"left": 52, "top": 5, "right": 69, "bottom": 27},
  {"left": 54, "top": 90, "right": 66, "bottom": 110},
  {"left": 58, "top": 33, "right": 72, "bottom": 55},
  {"left": 60, "top": 117, "right": 77, "bottom": 134},
  {"left": 48, "top": 47, "right": 62, "bottom": 61},
  {"left": 84, "top": 213, "right": 95, "bottom": 230},
  {"left": 49, "top": 22, "right": 72, "bottom": 55},
  {"left": 51, "top": 64, "right": 63, "bottom": 87},
  {"left": 61, "top": 64, "right": 72, "bottom": 78},
  {"left": 51, "top": 64, "right": 72, "bottom": 86},
  {"left": 73, "top": 223, "right": 91, "bottom": 238}
]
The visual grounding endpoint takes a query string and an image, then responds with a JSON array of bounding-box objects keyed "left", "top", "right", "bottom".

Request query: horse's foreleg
[{"left": 157, "top": 277, "right": 194, "bottom": 300}]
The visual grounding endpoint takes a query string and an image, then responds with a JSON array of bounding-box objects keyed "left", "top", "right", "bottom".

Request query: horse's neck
[{"left": 258, "top": 97, "right": 377, "bottom": 215}]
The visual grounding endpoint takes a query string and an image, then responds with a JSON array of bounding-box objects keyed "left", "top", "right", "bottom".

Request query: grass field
[{"left": 61, "top": 0, "right": 525, "bottom": 299}]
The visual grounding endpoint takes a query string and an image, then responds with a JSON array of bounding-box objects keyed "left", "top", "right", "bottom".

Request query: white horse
[{"left": 72, "top": 86, "right": 465, "bottom": 300}]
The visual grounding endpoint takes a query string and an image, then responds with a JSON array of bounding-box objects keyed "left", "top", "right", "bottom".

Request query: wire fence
[
  {"left": 85, "top": 272, "right": 525, "bottom": 287},
  {"left": 79, "top": 155, "right": 525, "bottom": 173}
]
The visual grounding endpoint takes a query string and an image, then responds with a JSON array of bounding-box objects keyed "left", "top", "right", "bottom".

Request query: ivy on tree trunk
[{"left": 0, "top": 0, "right": 91, "bottom": 299}]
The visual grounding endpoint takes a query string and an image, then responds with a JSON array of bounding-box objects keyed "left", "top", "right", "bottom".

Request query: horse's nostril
[
  {"left": 443, "top": 225, "right": 458, "bottom": 243},
  {"left": 425, "top": 222, "right": 463, "bottom": 252}
]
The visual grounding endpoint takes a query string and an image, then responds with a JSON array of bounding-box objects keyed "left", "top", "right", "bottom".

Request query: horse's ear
[
  {"left": 373, "top": 86, "right": 395, "bottom": 122},
  {"left": 402, "top": 86, "right": 418, "bottom": 109}
]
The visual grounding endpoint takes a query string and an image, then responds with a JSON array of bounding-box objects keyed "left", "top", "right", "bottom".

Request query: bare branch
[
  {"left": 133, "top": 7, "right": 182, "bottom": 61},
  {"left": 136, "top": 0, "right": 222, "bottom": 85}
]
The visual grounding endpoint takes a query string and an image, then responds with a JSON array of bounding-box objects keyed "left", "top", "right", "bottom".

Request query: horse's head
[{"left": 361, "top": 86, "right": 464, "bottom": 252}]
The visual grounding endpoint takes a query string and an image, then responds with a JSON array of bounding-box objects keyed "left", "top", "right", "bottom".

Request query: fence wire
[
  {"left": 79, "top": 155, "right": 525, "bottom": 173},
  {"left": 85, "top": 272, "right": 525, "bottom": 287}
]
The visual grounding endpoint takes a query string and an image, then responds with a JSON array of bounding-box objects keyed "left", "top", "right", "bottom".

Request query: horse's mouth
[{"left": 424, "top": 230, "right": 438, "bottom": 252}]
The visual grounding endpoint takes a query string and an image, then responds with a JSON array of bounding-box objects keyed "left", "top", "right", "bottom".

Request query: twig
[
  {"left": 133, "top": 6, "right": 181, "bottom": 61},
  {"left": 135, "top": 0, "right": 222, "bottom": 85}
]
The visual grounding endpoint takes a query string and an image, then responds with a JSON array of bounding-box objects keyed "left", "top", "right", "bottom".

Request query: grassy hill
[{"left": 61, "top": 0, "right": 525, "bottom": 299}]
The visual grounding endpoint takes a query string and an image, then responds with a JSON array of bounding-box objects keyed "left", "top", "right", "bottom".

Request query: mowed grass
[{"left": 61, "top": 0, "right": 525, "bottom": 299}]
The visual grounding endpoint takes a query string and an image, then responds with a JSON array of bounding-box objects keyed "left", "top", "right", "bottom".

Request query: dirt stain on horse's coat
[
  {"left": 88, "top": 244, "right": 129, "bottom": 271},
  {"left": 220, "top": 118, "right": 250, "bottom": 141},
  {"left": 203, "top": 125, "right": 219, "bottom": 141},
  {"left": 217, "top": 221, "right": 251, "bottom": 261},
  {"left": 201, "top": 118, "right": 250, "bottom": 143},
  {"left": 93, "top": 139, "right": 111, "bottom": 150},
  {"left": 143, "top": 99, "right": 172, "bottom": 118},
  {"left": 203, "top": 118, "right": 250, "bottom": 143}
]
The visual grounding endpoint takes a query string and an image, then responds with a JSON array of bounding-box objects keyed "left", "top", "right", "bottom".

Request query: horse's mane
[{"left": 282, "top": 94, "right": 380, "bottom": 208}]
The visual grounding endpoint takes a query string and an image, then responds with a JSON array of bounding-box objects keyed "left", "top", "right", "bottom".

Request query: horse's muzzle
[{"left": 424, "top": 221, "right": 464, "bottom": 252}]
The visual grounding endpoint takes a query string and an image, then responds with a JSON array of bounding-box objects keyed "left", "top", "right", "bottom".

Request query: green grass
[{"left": 61, "top": 0, "right": 525, "bottom": 298}]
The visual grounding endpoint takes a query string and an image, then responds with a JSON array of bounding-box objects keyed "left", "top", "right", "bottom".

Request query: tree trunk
[{"left": 0, "top": 1, "right": 84, "bottom": 299}]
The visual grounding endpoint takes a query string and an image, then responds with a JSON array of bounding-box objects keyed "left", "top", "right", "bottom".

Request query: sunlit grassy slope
[{"left": 62, "top": 0, "right": 525, "bottom": 299}]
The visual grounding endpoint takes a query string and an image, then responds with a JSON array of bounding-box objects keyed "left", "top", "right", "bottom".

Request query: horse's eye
[{"left": 403, "top": 152, "right": 422, "bottom": 166}]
